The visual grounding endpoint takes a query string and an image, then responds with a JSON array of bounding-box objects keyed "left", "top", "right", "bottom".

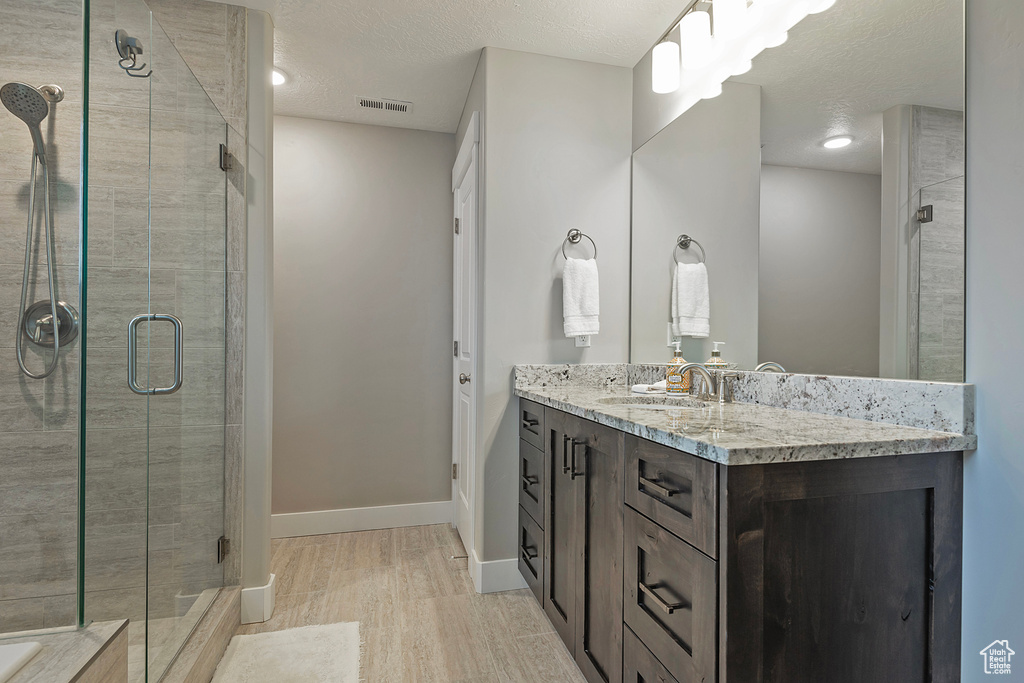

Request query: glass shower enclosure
[{"left": 1, "top": 0, "right": 229, "bottom": 680}]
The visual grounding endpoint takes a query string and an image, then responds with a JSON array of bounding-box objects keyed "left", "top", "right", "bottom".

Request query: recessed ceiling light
[
  {"left": 823, "top": 136, "right": 853, "bottom": 149},
  {"left": 272, "top": 69, "right": 287, "bottom": 86}
]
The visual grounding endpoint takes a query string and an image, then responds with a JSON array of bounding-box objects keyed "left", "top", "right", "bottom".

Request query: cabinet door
[
  {"left": 543, "top": 408, "right": 577, "bottom": 651},
  {"left": 568, "top": 414, "right": 625, "bottom": 683}
]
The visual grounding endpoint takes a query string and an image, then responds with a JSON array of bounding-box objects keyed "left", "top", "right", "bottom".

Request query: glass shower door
[
  {"left": 85, "top": 1, "right": 227, "bottom": 681},
  {"left": 144, "top": 15, "right": 228, "bottom": 681}
]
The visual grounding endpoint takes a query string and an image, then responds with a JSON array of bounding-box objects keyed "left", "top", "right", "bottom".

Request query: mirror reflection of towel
[
  {"left": 672, "top": 262, "right": 709, "bottom": 338},
  {"left": 563, "top": 257, "right": 600, "bottom": 337}
]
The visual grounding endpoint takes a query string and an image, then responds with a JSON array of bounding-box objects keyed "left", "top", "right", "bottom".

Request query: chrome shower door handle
[{"left": 128, "top": 314, "right": 183, "bottom": 395}]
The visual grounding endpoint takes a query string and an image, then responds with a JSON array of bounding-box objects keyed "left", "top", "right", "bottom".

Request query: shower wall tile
[
  {"left": 147, "top": 0, "right": 231, "bottom": 120},
  {"left": 85, "top": 267, "right": 177, "bottom": 348},
  {"left": 0, "top": 0, "right": 86, "bottom": 633},
  {"left": 0, "top": 348, "right": 46, "bottom": 431},
  {"left": 0, "top": 594, "right": 75, "bottom": 632},
  {"left": 226, "top": 7, "right": 248, "bottom": 123},
  {"left": 224, "top": 424, "right": 242, "bottom": 584},
  {"left": 176, "top": 270, "right": 227, "bottom": 349},
  {"left": 112, "top": 189, "right": 227, "bottom": 272},
  {"left": 0, "top": 512, "right": 77, "bottom": 600},
  {"left": 226, "top": 124, "right": 246, "bottom": 273},
  {"left": 0, "top": 431, "right": 77, "bottom": 517},
  {"left": 225, "top": 271, "right": 245, "bottom": 426},
  {"left": 0, "top": 180, "right": 87, "bottom": 267},
  {"left": 910, "top": 107, "right": 965, "bottom": 382}
]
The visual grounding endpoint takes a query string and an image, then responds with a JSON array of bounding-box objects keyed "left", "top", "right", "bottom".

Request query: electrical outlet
[
  {"left": 667, "top": 323, "right": 682, "bottom": 347},
  {"left": 575, "top": 335, "right": 591, "bottom": 348}
]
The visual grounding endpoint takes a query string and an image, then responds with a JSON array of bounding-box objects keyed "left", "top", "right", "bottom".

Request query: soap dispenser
[
  {"left": 666, "top": 341, "right": 690, "bottom": 394},
  {"left": 705, "top": 341, "right": 728, "bottom": 371}
]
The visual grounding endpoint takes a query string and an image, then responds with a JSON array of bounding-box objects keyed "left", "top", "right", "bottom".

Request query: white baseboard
[
  {"left": 469, "top": 550, "right": 529, "bottom": 594},
  {"left": 241, "top": 573, "right": 276, "bottom": 624},
  {"left": 271, "top": 500, "right": 453, "bottom": 538}
]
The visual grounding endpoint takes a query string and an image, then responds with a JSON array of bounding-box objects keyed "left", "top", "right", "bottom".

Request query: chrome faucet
[
  {"left": 679, "top": 362, "right": 740, "bottom": 403},
  {"left": 754, "top": 361, "right": 786, "bottom": 373}
]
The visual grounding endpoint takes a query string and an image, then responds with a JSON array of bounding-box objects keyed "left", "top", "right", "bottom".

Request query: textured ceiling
[
  {"left": 262, "top": 0, "right": 687, "bottom": 133},
  {"left": 731, "top": 0, "right": 963, "bottom": 175}
]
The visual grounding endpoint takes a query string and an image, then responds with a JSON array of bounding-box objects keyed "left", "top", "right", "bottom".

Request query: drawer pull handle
[
  {"left": 639, "top": 476, "right": 680, "bottom": 498},
  {"left": 638, "top": 580, "right": 689, "bottom": 615},
  {"left": 562, "top": 435, "right": 572, "bottom": 474},
  {"left": 521, "top": 417, "right": 539, "bottom": 429},
  {"left": 570, "top": 440, "right": 587, "bottom": 480},
  {"left": 521, "top": 474, "right": 539, "bottom": 486},
  {"left": 521, "top": 546, "right": 538, "bottom": 561}
]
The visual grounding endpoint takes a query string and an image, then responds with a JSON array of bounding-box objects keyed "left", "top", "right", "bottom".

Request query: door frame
[{"left": 452, "top": 111, "right": 480, "bottom": 558}]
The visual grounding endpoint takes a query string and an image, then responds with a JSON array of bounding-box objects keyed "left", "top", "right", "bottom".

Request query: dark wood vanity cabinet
[
  {"left": 541, "top": 405, "right": 625, "bottom": 683},
  {"left": 518, "top": 401, "right": 964, "bottom": 683}
]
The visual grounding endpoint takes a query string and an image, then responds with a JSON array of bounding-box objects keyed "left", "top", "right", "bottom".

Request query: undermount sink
[{"left": 596, "top": 395, "right": 705, "bottom": 409}]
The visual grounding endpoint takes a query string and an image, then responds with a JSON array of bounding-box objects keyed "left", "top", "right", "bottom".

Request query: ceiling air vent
[{"left": 357, "top": 97, "right": 413, "bottom": 114}]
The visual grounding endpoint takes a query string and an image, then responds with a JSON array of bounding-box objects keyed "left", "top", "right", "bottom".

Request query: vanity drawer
[
  {"left": 519, "top": 399, "right": 545, "bottom": 451},
  {"left": 518, "top": 504, "right": 545, "bottom": 605},
  {"left": 625, "top": 435, "right": 718, "bottom": 558},
  {"left": 624, "top": 626, "right": 679, "bottom": 683},
  {"left": 519, "top": 439, "right": 544, "bottom": 527},
  {"left": 624, "top": 507, "right": 716, "bottom": 683}
]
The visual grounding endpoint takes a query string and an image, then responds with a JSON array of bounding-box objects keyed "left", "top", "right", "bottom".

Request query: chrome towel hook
[
  {"left": 561, "top": 228, "right": 598, "bottom": 260},
  {"left": 115, "top": 29, "right": 152, "bottom": 78},
  {"left": 674, "top": 234, "right": 706, "bottom": 265}
]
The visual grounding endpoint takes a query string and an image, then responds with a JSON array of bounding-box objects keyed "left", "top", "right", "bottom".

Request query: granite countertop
[{"left": 514, "top": 383, "right": 978, "bottom": 467}]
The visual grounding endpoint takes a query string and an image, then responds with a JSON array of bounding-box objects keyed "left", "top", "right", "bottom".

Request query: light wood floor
[{"left": 238, "top": 524, "right": 587, "bottom": 682}]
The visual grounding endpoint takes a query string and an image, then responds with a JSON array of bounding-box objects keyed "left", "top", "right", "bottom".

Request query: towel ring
[
  {"left": 561, "top": 228, "right": 598, "bottom": 260},
  {"left": 674, "top": 234, "right": 706, "bottom": 265}
]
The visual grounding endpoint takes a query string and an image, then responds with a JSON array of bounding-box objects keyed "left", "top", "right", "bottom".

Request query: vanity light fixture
[
  {"left": 272, "top": 68, "right": 287, "bottom": 86},
  {"left": 822, "top": 135, "right": 853, "bottom": 149},
  {"left": 679, "top": 10, "right": 715, "bottom": 69},
  {"left": 652, "top": 40, "right": 682, "bottom": 94},
  {"left": 650, "top": 0, "right": 838, "bottom": 114}
]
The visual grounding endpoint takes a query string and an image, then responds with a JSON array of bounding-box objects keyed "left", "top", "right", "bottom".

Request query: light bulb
[
  {"left": 764, "top": 31, "right": 788, "bottom": 48},
  {"left": 713, "top": 0, "right": 748, "bottom": 40},
  {"left": 679, "top": 11, "right": 714, "bottom": 69},
  {"left": 702, "top": 81, "right": 724, "bottom": 100},
  {"left": 823, "top": 136, "right": 853, "bottom": 149},
  {"left": 731, "top": 58, "right": 753, "bottom": 76},
  {"left": 652, "top": 41, "right": 681, "bottom": 94},
  {"left": 272, "top": 69, "right": 286, "bottom": 86}
]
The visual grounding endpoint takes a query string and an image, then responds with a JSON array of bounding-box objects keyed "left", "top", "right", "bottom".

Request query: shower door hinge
[
  {"left": 452, "top": 464, "right": 458, "bottom": 480},
  {"left": 917, "top": 205, "right": 933, "bottom": 223},
  {"left": 217, "top": 536, "right": 231, "bottom": 564},
  {"left": 455, "top": 218, "right": 460, "bottom": 234},
  {"left": 454, "top": 341, "right": 459, "bottom": 357},
  {"left": 219, "top": 144, "right": 234, "bottom": 172}
]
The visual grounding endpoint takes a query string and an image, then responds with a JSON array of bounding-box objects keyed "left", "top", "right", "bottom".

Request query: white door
[{"left": 452, "top": 114, "right": 479, "bottom": 559}]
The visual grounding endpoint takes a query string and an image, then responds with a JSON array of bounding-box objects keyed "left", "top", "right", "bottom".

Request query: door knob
[{"left": 459, "top": 373, "right": 471, "bottom": 384}]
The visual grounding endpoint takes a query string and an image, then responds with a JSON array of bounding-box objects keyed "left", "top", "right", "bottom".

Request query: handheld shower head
[{"left": 1, "top": 82, "right": 49, "bottom": 161}]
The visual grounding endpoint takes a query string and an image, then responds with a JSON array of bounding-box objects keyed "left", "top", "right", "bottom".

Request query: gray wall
[
  {"left": 759, "top": 165, "right": 881, "bottom": 377},
  {"left": 272, "top": 116, "right": 455, "bottom": 514},
  {"left": 457, "top": 47, "right": 633, "bottom": 561},
  {"left": 963, "top": 1, "right": 1024, "bottom": 678},
  {"left": 630, "top": 82, "right": 761, "bottom": 368}
]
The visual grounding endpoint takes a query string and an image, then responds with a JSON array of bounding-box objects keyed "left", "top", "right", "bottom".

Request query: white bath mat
[{"left": 212, "top": 622, "right": 359, "bottom": 682}]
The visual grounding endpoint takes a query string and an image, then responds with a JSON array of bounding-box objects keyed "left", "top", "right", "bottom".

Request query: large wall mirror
[{"left": 630, "top": 0, "right": 965, "bottom": 381}]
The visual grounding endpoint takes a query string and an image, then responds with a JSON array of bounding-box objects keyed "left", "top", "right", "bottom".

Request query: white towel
[
  {"left": 632, "top": 380, "right": 667, "bottom": 394},
  {"left": 563, "top": 257, "right": 600, "bottom": 337},
  {"left": 671, "top": 262, "right": 710, "bottom": 338}
]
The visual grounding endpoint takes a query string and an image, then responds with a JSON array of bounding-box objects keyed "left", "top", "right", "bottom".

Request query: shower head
[{"left": 1, "top": 82, "right": 49, "bottom": 160}]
